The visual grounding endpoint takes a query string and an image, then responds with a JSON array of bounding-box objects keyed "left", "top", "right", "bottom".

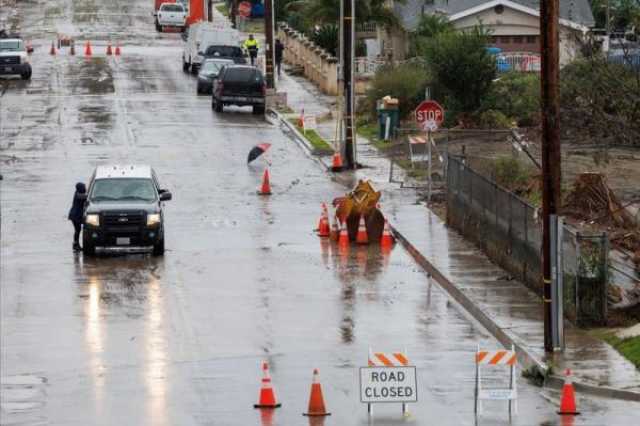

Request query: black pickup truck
[
  {"left": 81, "top": 165, "right": 172, "bottom": 256},
  {"left": 211, "top": 65, "right": 266, "bottom": 115}
]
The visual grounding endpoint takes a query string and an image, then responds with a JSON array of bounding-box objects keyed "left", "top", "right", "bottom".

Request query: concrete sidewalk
[
  {"left": 220, "top": 4, "right": 640, "bottom": 400},
  {"left": 272, "top": 71, "right": 640, "bottom": 401}
]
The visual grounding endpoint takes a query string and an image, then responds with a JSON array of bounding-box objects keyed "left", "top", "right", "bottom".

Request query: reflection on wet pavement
[{"left": 2, "top": 0, "right": 640, "bottom": 424}]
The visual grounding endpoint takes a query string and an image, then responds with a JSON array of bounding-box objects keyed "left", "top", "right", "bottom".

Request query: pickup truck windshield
[
  {"left": 0, "top": 40, "right": 22, "bottom": 51},
  {"left": 160, "top": 4, "right": 184, "bottom": 12},
  {"left": 205, "top": 46, "right": 243, "bottom": 58},
  {"left": 91, "top": 178, "right": 157, "bottom": 202}
]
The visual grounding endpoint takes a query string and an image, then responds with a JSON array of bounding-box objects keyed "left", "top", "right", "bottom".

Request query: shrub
[
  {"left": 361, "top": 62, "right": 432, "bottom": 121},
  {"left": 560, "top": 57, "right": 640, "bottom": 146},
  {"left": 482, "top": 72, "right": 540, "bottom": 127},
  {"left": 474, "top": 110, "right": 513, "bottom": 129},
  {"left": 423, "top": 27, "right": 496, "bottom": 113},
  {"left": 493, "top": 156, "right": 532, "bottom": 191},
  {"left": 310, "top": 24, "right": 338, "bottom": 56}
]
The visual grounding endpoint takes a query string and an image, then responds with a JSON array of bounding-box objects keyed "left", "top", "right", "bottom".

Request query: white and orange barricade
[
  {"left": 474, "top": 345, "right": 518, "bottom": 416},
  {"left": 361, "top": 350, "right": 416, "bottom": 417}
]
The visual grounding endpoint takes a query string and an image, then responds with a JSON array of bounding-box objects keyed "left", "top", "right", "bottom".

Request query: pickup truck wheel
[
  {"left": 153, "top": 237, "right": 165, "bottom": 256},
  {"left": 82, "top": 233, "right": 96, "bottom": 256},
  {"left": 182, "top": 60, "right": 190, "bottom": 72},
  {"left": 253, "top": 105, "right": 265, "bottom": 115},
  {"left": 155, "top": 21, "right": 161, "bottom": 32},
  {"left": 21, "top": 69, "right": 32, "bottom": 80}
]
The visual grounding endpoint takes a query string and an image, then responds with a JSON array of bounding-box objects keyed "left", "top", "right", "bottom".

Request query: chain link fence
[
  {"left": 447, "top": 155, "right": 542, "bottom": 291},
  {"left": 447, "top": 156, "right": 608, "bottom": 326},
  {"left": 562, "top": 226, "right": 608, "bottom": 326}
]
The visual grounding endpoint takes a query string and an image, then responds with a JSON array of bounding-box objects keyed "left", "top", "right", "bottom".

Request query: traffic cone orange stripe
[
  {"left": 380, "top": 219, "right": 394, "bottom": 247},
  {"left": 558, "top": 369, "right": 580, "bottom": 415},
  {"left": 70, "top": 43, "right": 75, "bottom": 55},
  {"left": 331, "top": 152, "right": 343, "bottom": 171},
  {"left": 317, "top": 203, "right": 330, "bottom": 237},
  {"left": 254, "top": 362, "right": 281, "bottom": 409},
  {"left": 115, "top": 42, "right": 121, "bottom": 56},
  {"left": 330, "top": 214, "right": 340, "bottom": 242},
  {"left": 338, "top": 220, "right": 349, "bottom": 247},
  {"left": 84, "top": 40, "right": 92, "bottom": 56},
  {"left": 303, "top": 369, "right": 330, "bottom": 416},
  {"left": 259, "top": 168, "right": 272, "bottom": 195},
  {"left": 356, "top": 215, "right": 368, "bottom": 244},
  {"left": 49, "top": 41, "right": 56, "bottom": 55},
  {"left": 106, "top": 42, "right": 113, "bottom": 55}
]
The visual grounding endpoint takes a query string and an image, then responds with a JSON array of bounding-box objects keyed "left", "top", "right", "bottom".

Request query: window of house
[
  {"left": 512, "top": 36, "right": 523, "bottom": 44},
  {"left": 491, "top": 36, "right": 499, "bottom": 44},
  {"left": 494, "top": 5, "right": 504, "bottom": 14},
  {"left": 500, "top": 36, "right": 511, "bottom": 43},
  {"left": 526, "top": 36, "right": 537, "bottom": 44}
]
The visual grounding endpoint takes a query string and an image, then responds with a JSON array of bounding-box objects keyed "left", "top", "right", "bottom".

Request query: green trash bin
[{"left": 377, "top": 101, "right": 400, "bottom": 140}]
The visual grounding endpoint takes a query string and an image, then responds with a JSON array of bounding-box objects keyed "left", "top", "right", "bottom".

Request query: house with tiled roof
[{"left": 378, "top": 0, "right": 595, "bottom": 65}]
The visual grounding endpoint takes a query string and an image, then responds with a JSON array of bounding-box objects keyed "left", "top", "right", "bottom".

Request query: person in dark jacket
[
  {"left": 274, "top": 39, "right": 284, "bottom": 77},
  {"left": 68, "top": 182, "right": 86, "bottom": 251}
]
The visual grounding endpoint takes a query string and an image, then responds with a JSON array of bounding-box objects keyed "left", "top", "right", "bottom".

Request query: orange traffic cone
[
  {"left": 318, "top": 205, "right": 330, "bottom": 238},
  {"left": 380, "top": 219, "right": 394, "bottom": 248},
  {"left": 356, "top": 215, "right": 368, "bottom": 244},
  {"left": 338, "top": 220, "right": 349, "bottom": 247},
  {"left": 330, "top": 214, "right": 340, "bottom": 242},
  {"left": 84, "top": 41, "right": 92, "bottom": 56},
  {"left": 259, "top": 168, "right": 272, "bottom": 195},
  {"left": 303, "top": 369, "right": 331, "bottom": 416},
  {"left": 254, "top": 362, "right": 281, "bottom": 409},
  {"left": 558, "top": 369, "right": 580, "bottom": 415},
  {"left": 115, "top": 42, "right": 121, "bottom": 56},
  {"left": 49, "top": 41, "right": 56, "bottom": 55},
  {"left": 331, "top": 152, "right": 343, "bottom": 172},
  {"left": 106, "top": 42, "right": 113, "bottom": 55},
  {"left": 297, "top": 108, "right": 304, "bottom": 128}
]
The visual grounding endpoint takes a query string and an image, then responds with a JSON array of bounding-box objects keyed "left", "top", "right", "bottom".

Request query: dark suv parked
[
  {"left": 211, "top": 65, "right": 266, "bottom": 114},
  {"left": 82, "top": 165, "right": 172, "bottom": 256}
]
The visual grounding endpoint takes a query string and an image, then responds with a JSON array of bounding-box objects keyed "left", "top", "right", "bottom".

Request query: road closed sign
[{"left": 360, "top": 366, "right": 418, "bottom": 403}]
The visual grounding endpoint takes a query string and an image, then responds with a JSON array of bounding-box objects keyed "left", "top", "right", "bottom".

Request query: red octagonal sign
[{"left": 415, "top": 100, "right": 445, "bottom": 130}]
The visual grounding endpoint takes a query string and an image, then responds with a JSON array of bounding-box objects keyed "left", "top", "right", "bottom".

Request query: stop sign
[
  {"left": 238, "top": 1, "right": 252, "bottom": 17},
  {"left": 415, "top": 100, "right": 445, "bottom": 130}
]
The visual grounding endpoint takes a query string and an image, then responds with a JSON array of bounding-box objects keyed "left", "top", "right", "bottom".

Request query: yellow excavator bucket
[{"left": 333, "top": 180, "right": 385, "bottom": 242}]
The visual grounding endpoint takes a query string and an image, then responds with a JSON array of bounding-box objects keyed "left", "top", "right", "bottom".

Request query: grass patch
[
  {"left": 215, "top": 4, "right": 229, "bottom": 17},
  {"left": 591, "top": 329, "right": 640, "bottom": 369},
  {"left": 287, "top": 119, "right": 333, "bottom": 152},
  {"left": 603, "top": 334, "right": 640, "bottom": 369},
  {"left": 357, "top": 122, "right": 392, "bottom": 151}
]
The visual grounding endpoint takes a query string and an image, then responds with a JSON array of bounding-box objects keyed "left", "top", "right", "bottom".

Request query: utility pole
[
  {"left": 342, "top": 0, "right": 356, "bottom": 169},
  {"left": 540, "top": 0, "right": 561, "bottom": 353},
  {"left": 264, "top": 0, "right": 275, "bottom": 88}
]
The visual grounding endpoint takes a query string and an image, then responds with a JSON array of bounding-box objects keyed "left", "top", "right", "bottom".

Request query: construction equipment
[{"left": 332, "top": 180, "right": 385, "bottom": 243}]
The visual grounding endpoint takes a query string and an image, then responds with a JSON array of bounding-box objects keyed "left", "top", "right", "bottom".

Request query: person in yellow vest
[{"left": 243, "top": 34, "right": 259, "bottom": 66}]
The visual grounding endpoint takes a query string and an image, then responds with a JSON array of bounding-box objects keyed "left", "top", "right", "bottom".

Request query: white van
[{"left": 182, "top": 22, "right": 240, "bottom": 73}]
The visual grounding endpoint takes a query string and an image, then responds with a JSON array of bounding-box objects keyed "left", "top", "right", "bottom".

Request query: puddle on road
[
  {"left": 66, "top": 58, "right": 114, "bottom": 95},
  {"left": 0, "top": 374, "right": 48, "bottom": 423}
]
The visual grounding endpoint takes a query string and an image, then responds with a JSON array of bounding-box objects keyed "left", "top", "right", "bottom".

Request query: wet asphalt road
[{"left": 2, "top": 1, "right": 640, "bottom": 425}]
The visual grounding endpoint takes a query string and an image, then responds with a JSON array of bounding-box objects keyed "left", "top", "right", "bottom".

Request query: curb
[
  {"left": 271, "top": 106, "right": 640, "bottom": 403},
  {"left": 389, "top": 223, "right": 640, "bottom": 402},
  {"left": 267, "top": 108, "right": 332, "bottom": 170}
]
